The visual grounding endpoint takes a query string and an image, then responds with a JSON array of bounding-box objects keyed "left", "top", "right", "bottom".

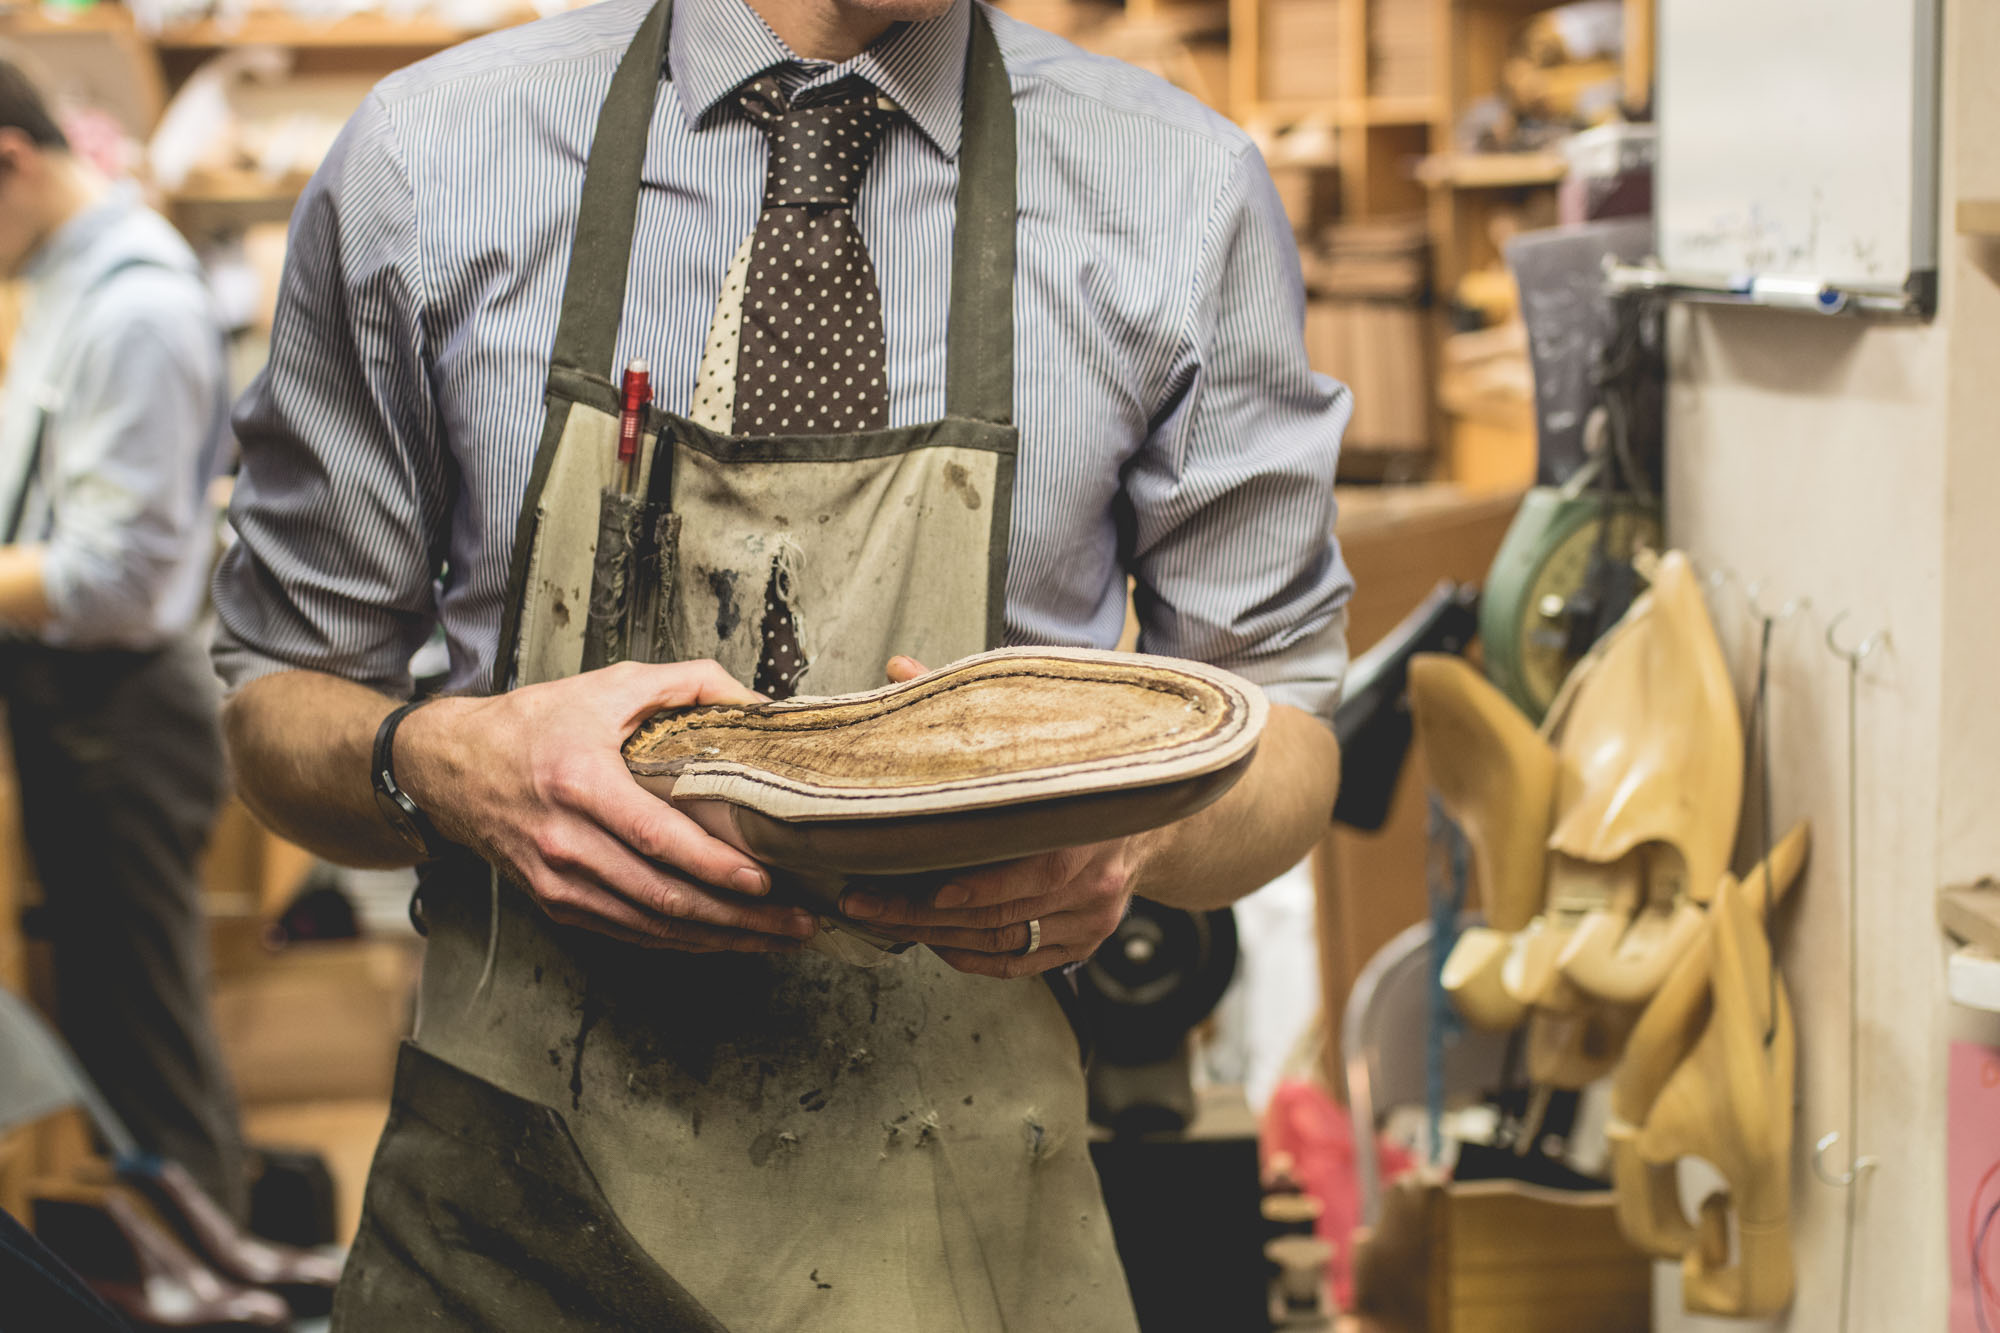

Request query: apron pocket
[{"left": 334, "top": 1043, "right": 733, "bottom": 1333}]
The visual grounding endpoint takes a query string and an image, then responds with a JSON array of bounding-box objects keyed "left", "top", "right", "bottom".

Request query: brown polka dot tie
[{"left": 733, "top": 74, "right": 894, "bottom": 437}]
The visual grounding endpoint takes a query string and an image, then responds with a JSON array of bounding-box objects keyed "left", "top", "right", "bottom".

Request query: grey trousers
[{"left": 2, "top": 635, "right": 246, "bottom": 1218}]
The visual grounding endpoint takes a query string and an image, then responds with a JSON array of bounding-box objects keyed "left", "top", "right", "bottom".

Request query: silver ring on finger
[{"left": 1019, "top": 917, "right": 1042, "bottom": 956}]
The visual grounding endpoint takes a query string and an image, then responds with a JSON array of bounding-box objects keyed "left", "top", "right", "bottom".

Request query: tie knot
[{"left": 739, "top": 74, "right": 894, "bottom": 209}]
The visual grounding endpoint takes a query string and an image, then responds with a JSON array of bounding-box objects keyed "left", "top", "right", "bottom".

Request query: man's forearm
[
  {"left": 1134, "top": 703, "right": 1341, "bottom": 912},
  {"left": 0, "top": 545, "right": 50, "bottom": 631},
  {"left": 221, "top": 669, "right": 417, "bottom": 868}
]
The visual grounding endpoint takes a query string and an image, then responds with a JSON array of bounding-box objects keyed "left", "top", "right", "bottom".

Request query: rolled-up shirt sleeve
[
  {"left": 39, "top": 293, "right": 219, "bottom": 646},
  {"left": 211, "top": 90, "right": 448, "bottom": 696},
  {"left": 1128, "top": 142, "right": 1353, "bottom": 728}
]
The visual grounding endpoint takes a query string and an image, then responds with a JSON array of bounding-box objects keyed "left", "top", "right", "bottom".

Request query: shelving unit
[
  {"left": 11, "top": 0, "right": 1649, "bottom": 488},
  {"left": 166, "top": 168, "right": 312, "bottom": 231},
  {"left": 1423, "top": 0, "right": 1564, "bottom": 295},
  {"left": 1222, "top": 0, "right": 1642, "bottom": 485},
  {"left": 152, "top": 11, "right": 510, "bottom": 50},
  {"left": 1228, "top": 0, "right": 1449, "bottom": 221},
  {"left": 1415, "top": 149, "right": 1566, "bottom": 189}
]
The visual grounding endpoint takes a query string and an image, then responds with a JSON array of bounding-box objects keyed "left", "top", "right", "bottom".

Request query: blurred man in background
[{"left": 0, "top": 51, "right": 244, "bottom": 1216}]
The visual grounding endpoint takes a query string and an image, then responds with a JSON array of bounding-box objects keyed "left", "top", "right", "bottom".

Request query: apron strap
[
  {"left": 546, "top": 0, "right": 1017, "bottom": 417},
  {"left": 942, "top": 8, "right": 1017, "bottom": 427},
  {"left": 2, "top": 413, "right": 49, "bottom": 548},
  {"left": 547, "top": 0, "right": 674, "bottom": 382}
]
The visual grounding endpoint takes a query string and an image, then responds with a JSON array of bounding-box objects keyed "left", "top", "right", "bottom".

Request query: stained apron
[{"left": 333, "top": 4, "right": 1139, "bottom": 1329}]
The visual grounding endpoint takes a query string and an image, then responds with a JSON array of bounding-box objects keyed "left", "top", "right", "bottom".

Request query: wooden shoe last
[
  {"left": 1547, "top": 553, "right": 1742, "bottom": 1002},
  {"left": 1408, "top": 654, "right": 1559, "bottom": 1030},
  {"left": 1606, "top": 823, "right": 1808, "bottom": 1262},
  {"left": 1630, "top": 864, "right": 1798, "bottom": 1317},
  {"left": 1410, "top": 654, "right": 1558, "bottom": 933}
]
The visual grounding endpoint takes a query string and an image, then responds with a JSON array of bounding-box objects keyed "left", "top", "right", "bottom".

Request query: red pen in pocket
[{"left": 617, "top": 359, "right": 651, "bottom": 493}]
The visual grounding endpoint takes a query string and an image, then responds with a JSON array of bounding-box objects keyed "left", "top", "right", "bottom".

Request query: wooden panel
[
  {"left": 1443, "top": 413, "right": 1537, "bottom": 495},
  {"left": 1366, "top": 0, "right": 1437, "bottom": 101},
  {"left": 1940, "top": 880, "right": 2000, "bottom": 955},
  {"left": 1622, "top": 0, "right": 1655, "bottom": 114},
  {"left": 212, "top": 939, "right": 418, "bottom": 1105},
  {"left": 202, "top": 798, "right": 318, "bottom": 918},
  {"left": 1308, "top": 299, "right": 1429, "bottom": 451},
  {"left": 1957, "top": 199, "right": 2000, "bottom": 236},
  {"left": 1428, "top": 1182, "right": 1651, "bottom": 1333},
  {"left": 1314, "top": 487, "right": 1521, "bottom": 1087},
  {"left": 1358, "top": 122, "right": 1430, "bottom": 217},
  {"left": 1263, "top": 0, "right": 1345, "bottom": 103}
]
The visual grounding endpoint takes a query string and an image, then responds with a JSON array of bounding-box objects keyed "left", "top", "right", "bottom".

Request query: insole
[{"left": 626, "top": 656, "right": 1237, "bottom": 789}]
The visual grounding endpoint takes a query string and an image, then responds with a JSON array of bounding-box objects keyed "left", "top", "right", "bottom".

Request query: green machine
[{"left": 1479, "top": 465, "right": 1662, "bottom": 724}]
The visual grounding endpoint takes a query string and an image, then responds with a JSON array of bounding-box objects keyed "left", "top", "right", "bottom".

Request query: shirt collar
[
  {"left": 20, "top": 181, "right": 140, "bottom": 291},
  {"left": 669, "top": 0, "right": 969, "bottom": 158}
]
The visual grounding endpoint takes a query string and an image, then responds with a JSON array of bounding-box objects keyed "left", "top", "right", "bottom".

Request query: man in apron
[{"left": 213, "top": 0, "right": 1351, "bottom": 1325}]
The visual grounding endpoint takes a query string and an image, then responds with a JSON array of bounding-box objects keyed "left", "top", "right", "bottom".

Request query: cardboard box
[
  {"left": 1306, "top": 300, "right": 1429, "bottom": 453},
  {"left": 1368, "top": 0, "right": 1437, "bottom": 101},
  {"left": 1264, "top": 0, "right": 1343, "bottom": 103}
]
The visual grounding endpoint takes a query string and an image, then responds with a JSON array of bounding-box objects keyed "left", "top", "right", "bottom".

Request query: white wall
[{"left": 1655, "top": 0, "right": 2000, "bottom": 1327}]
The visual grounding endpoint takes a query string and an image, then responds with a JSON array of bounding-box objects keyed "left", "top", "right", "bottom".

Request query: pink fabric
[
  {"left": 1261, "top": 1078, "right": 1416, "bottom": 1310},
  {"left": 1949, "top": 1041, "right": 2000, "bottom": 1333}
]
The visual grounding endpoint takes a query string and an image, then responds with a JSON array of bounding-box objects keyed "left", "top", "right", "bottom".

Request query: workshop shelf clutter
[{"left": 0, "top": 0, "right": 1993, "bottom": 1330}]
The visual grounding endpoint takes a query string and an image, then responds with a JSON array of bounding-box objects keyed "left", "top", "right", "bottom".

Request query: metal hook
[
  {"left": 1744, "top": 580, "right": 1811, "bottom": 625},
  {"left": 1826, "top": 611, "right": 1887, "bottom": 664},
  {"left": 1812, "top": 1130, "right": 1879, "bottom": 1188}
]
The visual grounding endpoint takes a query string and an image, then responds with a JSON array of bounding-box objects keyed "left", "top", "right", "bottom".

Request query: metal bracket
[{"left": 1603, "top": 262, "right": 1934, "bottom": 320}]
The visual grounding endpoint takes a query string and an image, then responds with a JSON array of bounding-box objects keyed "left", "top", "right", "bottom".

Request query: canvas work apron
[{"left": 333, "top": 5, "right": 1138, "bottom": 1330}]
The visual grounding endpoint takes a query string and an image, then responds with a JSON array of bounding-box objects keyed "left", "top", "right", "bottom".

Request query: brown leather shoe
[
  {"left": 31, "top": 1185, "right": 293, "bottom": 1331},
  {"left": 116, "top": 1158, "right": 341, "bottom": 1317},
  {"left": 626, "top": 647, "right": 1268, "bottom": 876}
]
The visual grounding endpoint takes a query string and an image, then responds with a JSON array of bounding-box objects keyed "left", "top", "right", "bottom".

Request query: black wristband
[{"left": 372, "top": 697, "right": 447, "bottom": 860}]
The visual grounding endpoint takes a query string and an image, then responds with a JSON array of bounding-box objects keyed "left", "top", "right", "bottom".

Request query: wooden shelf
[
  {"left": 1959, "top": 200, "right": 2000, "bottom": 237},
  {"left": 169, "top": 168, "right": 312, "bottom": 207},
  {"left": 1123, "top": 0, "right": 1228, "bottom": 31},
  {"left": 1417, "top": 150, "right": 1567, "bottom": 189},
  {"left": 1361, "top": 95, "right": 1443, "bottom": 126},
  {"left": 1950, "top": 946, "right": 2000, "bottom": 1013},
  {"left": 0, "top": 5, "right": 140, "bottom": 36},
  {"left": 153, "top": 10, "right": 523, "bottom": 51},
  {"left": 1244, "top": 96, "right": 1443, "bottom": 128}
]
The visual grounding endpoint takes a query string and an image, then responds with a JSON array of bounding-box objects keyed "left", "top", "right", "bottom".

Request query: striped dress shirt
[{"left": 213, "top": 0, "right": 1355, "bottom": 721}]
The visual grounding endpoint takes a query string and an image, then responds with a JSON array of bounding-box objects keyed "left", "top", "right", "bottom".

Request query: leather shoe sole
[{"left": 625, "top": 647, "right": 1268, "bottom": 875}]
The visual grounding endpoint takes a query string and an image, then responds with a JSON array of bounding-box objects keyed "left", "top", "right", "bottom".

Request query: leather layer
[{"left": 626, "top": 646, "right": 1265, "bottom": 822}]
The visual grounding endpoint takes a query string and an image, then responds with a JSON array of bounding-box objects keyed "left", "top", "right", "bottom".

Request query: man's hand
[
  {"left": 840, "top": 837, "right": 1151, "bottom": 978},
  {"left": 836, "top": 655, "right": 1151, "bottom": 977},
  {"left": 846, "top": 650, "right": 1345, "bottom": 977},
  {"left": 397, "top": 659, "right": 818, "bottom": 954}
]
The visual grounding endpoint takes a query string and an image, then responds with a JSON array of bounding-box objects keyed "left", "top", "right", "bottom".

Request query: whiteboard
[{"left": 1656, "top": 0, "right": 1941, "bottom": 310}]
